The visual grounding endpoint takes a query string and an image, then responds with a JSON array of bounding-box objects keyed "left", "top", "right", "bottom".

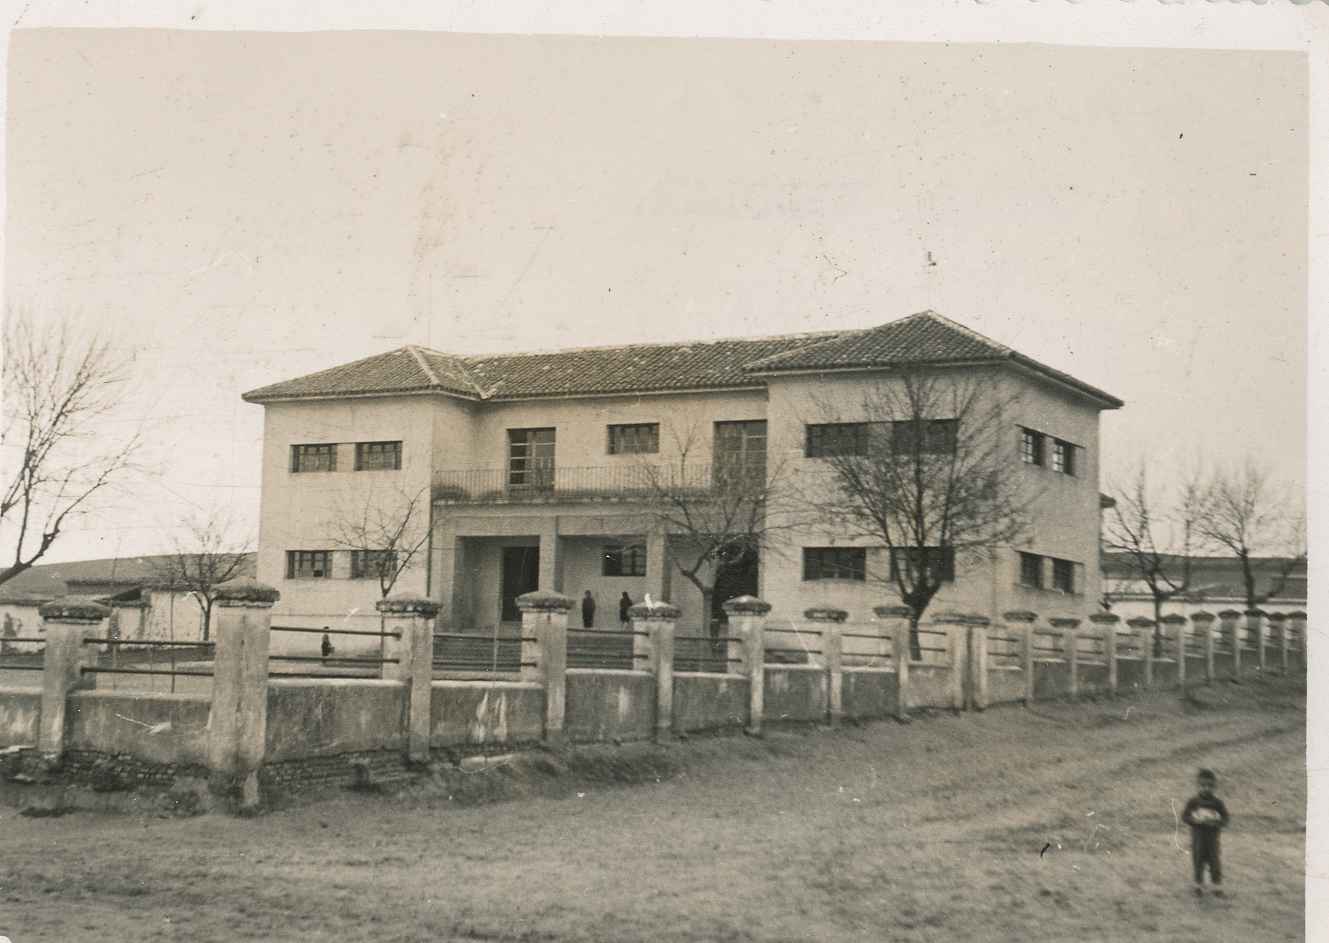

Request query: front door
[{"left": 500, "top": 546, "right": 540, "bottom": 623}]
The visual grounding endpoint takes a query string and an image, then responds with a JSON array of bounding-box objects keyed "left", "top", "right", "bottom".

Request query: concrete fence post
[
  {"left": 805, "top": 607, "right": 847, "bottom": 726},
  {"left": 517, "top": 591, "right": 574, "bottom": 746},
  {"left": 1160, "top": 614, "right": 1187, "bottom": 689},
  {"left": 1088, "top": 613, "right": 1119, "bottom": 696},
  {"left": 1287, "top": 611, "right": 1306, "bottom": 672},
  {"left": 377, "top": 595, "right": 439, "bottom": 764},
  {"left": 630, "top": 602, "right": 679, "bottom": 742},
  {"left": 1268, "top": 613, "right": 1288, "bottom": 674},
  {"left": 207, "top": 578, "right": 279, "bottom": 809},
  {"left": 969, "top": 616, "right": 991, "bottom": 711},
  {"left": 1245, "top": 609, "right": 1268, "bottom": 674},
  {"left": 931, "top": 613, "right": 967, "bottom": 712},
  {"left": 37, "top": 599, "right": 109, "bottom": 762},
  {"left": 1191, "top": 611, "right": 1215, "bottom": 684},
  {"left": 1050, "top": 618, "right": 1080, "bottom": 700},
  {"left": 875, "top": 606, "right": 913, "bottom": 722},
  {"left": 1127, "top": 618, "right": 1154, "bottom": 688},
  {"left": 1218, "top": 610, "right": 1242, "bottom": 679},
  {"left": 724, "top": 595, "right": 771, "bottom": 737},
  {"left": 1003, "top": 611, "right": 1038, "bottom": 706}
]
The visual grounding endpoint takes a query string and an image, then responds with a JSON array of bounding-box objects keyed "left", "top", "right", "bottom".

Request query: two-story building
[{"left": 242, "top": 311, "right": 1122, "bottom": 649}]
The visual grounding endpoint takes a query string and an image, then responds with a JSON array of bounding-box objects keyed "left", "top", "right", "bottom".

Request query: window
[
  {"left": 602, "top": 544, "right": 647, "bottom": 577},
  {"left": 290, "top": 443, "right": 337, "bottom": 473},
  {"left": 607, "top": 423, "right": 659, "bottom": 455},
  {"left": 1019, "top": 551, "right": 1043, "bottom": 589},
  {"left": 889, "top": 546, "right": 956, "bottom": 584},
  {"left": 891, "top": 419, "right": 958, "bottom": 455},
  {"left": 351, "top": 550, "right": 398, "bottom": 580},
  {"left": 714, "top": 420, "right": 768, "bottom": 483},
  {"left": 1052, "top": 558, "right": 1075, "bottom": 593},
  {"left": 802, "top": 547, "right": 866, "bottom": 581},
  {"left": 1051, "top": 439, "right": 1076, "bottom": 476},
  {"left": 508, "top": 428, "right": 556, "bottom": 489},
  {"left": 1020, "top": 428, "right": 1045, "bottom": 466},
  {"left": 286, "top": 550, "right": 330, "bottom": 579},
  {"left": 355, "top": 441, "right": 402, "bottom": 471},
  {"left": 806, "top": 422, "right": 872, "bottom": 458}
]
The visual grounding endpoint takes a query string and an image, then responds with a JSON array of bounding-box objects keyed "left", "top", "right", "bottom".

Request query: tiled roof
[
  {"left": 0, "top": 553, "right": 257, "bottom": 605},
  {"left": 241, "top": 311, "right": 1122, "bottom": 407}
]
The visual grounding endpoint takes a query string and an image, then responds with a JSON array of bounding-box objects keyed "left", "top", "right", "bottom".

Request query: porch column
[
  {"left": 377, "top": 595, "right": 439, "bottom": 763},
  {"left": 1003, "top": 610, "right": 1038, "bottom": 706},
  {"left": 876, "top": 606, "right": 913, "bottom": 722},
  {"left": 1127, "top": 618, "right": 1154, "bottom": 688},
  {"left": 805, "top": 607, "right": 847, "bottom": 726},
  {"left": 440, "top": 533, "right": 467, "bottom": 630},
  {"left": 1246, "top": 609, "right": 1268, "bottom": 673},
  {"left": 644, "top": 530, "right": 671, "bottom": 608},
  {"left": 207, "top": 578, "right": 279, "bottom": 810},
  {"left": 724, "top": 595, "right": 770, "bottom": 736},
  {"left": 37, "top": 599, "right": 108, "bottom": 762},
  {"left": 517, "top": 590, "right": 573, "bottom": 745},
  {"left": 1191, "top": 612, "right": 1215, "bottom": 683},
  {"left": 1218, "top": 610, "right": 1242, "bottom": 678},
  {"left": 537, "top": 520, "right": 564, "bottom": 594}
]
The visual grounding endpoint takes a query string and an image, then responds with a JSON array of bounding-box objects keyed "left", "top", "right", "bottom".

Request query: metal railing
[
  {"left": 674, "top": 631, "right": 744, "bottom": 674},
  {"left": 432, "top": 462, "right": 766, "bottom": 504}
]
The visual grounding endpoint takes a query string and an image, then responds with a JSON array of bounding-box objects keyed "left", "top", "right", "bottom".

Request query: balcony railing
[{"left": 432, "top": 463, "right": 764, "bottom": 505}]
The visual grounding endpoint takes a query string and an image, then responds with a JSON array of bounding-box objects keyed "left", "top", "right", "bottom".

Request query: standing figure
[
  {"left": 1182, "top": 768, "right": 1230, "bottom": 897},
  {"left": 321, "top": 629, "right": 334, "bottom": 661},
  {"left": 581, "top": 590, "right": 596, "bottom": 629},
  {"left": 619, "top": 592, "right": 633, "bottom": 626}
]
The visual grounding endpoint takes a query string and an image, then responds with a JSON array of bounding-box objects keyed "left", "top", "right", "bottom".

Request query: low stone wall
[
  {"left": 764, "top": 665, "right": 828, "bottom": 724},
  {"left": 260, "top": 749, "right": 416, "bottom": 793},
  {"left": 1032, "top": 660, "right": 1071, "bottom": 700},
  {"left": 430, "top": 680, "right": 544, "bottom": 749},
  {"left": 842, "top": 668, "right": 895, "bottom": 719},
  {"left": 1153, "top": 660, "right": 1179, "bottom": 688},
  {"left": 672, "top": 673, "right": 748, "bottom": 733},
  {"left": 565, "top": 670, "right": 655, "bottom": 743},
  {"left": 66, "top": 691, "right": 211, "bottom": 767},
  {"left": 0, "top": 686, "right": 41, "bottom": 747},
  {"left": 265, "top": 679, "right": 407, "bottom": 762},
  {"left": 1117, "top": 657, "right": 1146, "bottom": 692},
  {"left": 907, "top": 664, "right": 954, "bottom": 709},
  {"left": 1077, "top": 663, "right": 1111, "bottom": 695},
  {"left": 988, "top": 665, "right": 1025, "bottom": 705},
  {"left": 1184, "top": 654, "right": 1207, "bottom": 681},
  {"left": 1212, "top": 653, "right": 1235, "bottom": 679}
]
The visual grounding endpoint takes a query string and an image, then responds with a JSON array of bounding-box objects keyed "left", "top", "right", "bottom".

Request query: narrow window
[
  {"left": 1019, "top": 551, "right": 1044, "bottom": 589},
  {"left": 1020, "top": 428, "right": 1045, "bottom": 467},
  {"left": 607, "top": 423, "right": 660, "bottom": 455},
  {"left": 286, "top": 550, "right": 331, "bottom": 579},
  {"left": 1052, "top": 440, "right": 1076, "bottom": 476},
  {"left": 802, "top": 547, "right": 866, "bottom": 581},
  {"left": 355, "top": 441, "right": 402, "bottom": 471},
  {"left": 1052, "top": 558, "right": 1075, "bottom": 593},
  {"left": 290, "top": 444, "right": 337, "bottom": 473},
  {"left": 602, "top": 544, "right": 648, "bottom": 577},
  {"left": 508, "top": 428, "right": 556, "bottom": 489}
]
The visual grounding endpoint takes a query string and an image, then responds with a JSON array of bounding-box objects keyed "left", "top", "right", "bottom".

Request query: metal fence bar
[
  {"left": 271, "top": 625, "right": 401, "bottom": 639},
  {"left": 82, "top": 666, "right": 214, "bottom": 678},
  {"left": 566, "top": 628, "right": 651, "bottom": 638},
  {"left": 268, "top": 654, "right": 398, "bottom": 664},
  {"left": 82, "top": 638, "right": 216, "bottom": 648}
]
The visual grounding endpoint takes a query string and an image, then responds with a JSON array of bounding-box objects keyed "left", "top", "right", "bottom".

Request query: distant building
[
  {"left": 242, "top": 310, "right": 1122, "bottom": 649},
  {"left": 0, "top": 553, "right": 257, "bottom": 651},
  {"left": 1100, "top": 552, "right": 1306, "bottom": 620}
]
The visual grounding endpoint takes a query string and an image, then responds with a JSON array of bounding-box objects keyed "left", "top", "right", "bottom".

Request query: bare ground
[{"left": 0, "top": 676, "right": 1305, "bottom": 943}]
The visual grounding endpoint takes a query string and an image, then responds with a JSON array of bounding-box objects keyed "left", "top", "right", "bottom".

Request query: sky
[{"left": 2, "top": 29, "right": 1309, "bottom": 563}]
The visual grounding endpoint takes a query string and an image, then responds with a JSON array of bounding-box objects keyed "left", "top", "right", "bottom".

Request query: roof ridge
[
  {"left": 907, "top": 309, "right": 1013, "bottom": 355},
  {"left": 405, "top": 344, "right": 444, "bottom": 388},
  {"left": 425, "top": 327, "right": 847, "bottom": 362}
]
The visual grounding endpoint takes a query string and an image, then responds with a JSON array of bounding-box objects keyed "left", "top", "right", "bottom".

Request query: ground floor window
[
  {"left": 802, "top": 547, "right": 866, "bottom": 581},
  {"left": 602, "top": 544, "right": 647, "bottom": 577},
  {"left": 889, "top": 546, "right": 955, "bottom": 584},
  {"left": 351, "top": 549, "right": 398, "bottom": 580},
  {"left": 286, "top": 550, "right": 331, "bottom": 579}
]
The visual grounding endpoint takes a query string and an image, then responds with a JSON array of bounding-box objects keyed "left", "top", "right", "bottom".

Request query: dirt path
[{"left": 0, "top": 677, "right": 1305, "bottom": 942}]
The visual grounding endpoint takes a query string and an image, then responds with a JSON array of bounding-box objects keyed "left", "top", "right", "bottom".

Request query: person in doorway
[
  {"left": 1182, "top": 768, "right": 1230, "bottom": 897},
  {"left": 581, "top": 590, "right": 596, "bottom": 629},
  {"left": 619, "top": 591, "right": 633, "bottom": 626}
]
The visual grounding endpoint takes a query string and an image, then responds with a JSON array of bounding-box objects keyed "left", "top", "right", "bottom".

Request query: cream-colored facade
[{"left": 251, "top": 338, "right": 1115, "bottom": 653}]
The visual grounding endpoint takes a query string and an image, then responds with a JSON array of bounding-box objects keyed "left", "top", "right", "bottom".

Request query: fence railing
[{"left": 432, "top": 462, "right": 765, "bottom": 504}]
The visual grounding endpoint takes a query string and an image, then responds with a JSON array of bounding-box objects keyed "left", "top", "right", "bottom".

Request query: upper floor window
[
  {"left": 355, "top": 441, "right": 402, "bottom": 471},
  {"left": 891, "top": 419, "right": 958, "bottom": 455},
  {"left": 290, "top": 443, "right": 337, "bottom": 473},
  {"left": 1020, "top": 428, "right": 1045, "bottom": 467},
  {"left": 889, "top": 546, "right": 956, "bottom": 584},
  {"left": 806, "top": 422, "right": 872, "bottom": 458},
  {"left": 351, "top": 550, "right": 398, "bottom": 580},
  {"left": 602, "top": 544, "right": 648, "bottom": 577},
  {"left": 508, "top": 428, "right": 556, "bottom": 489},
  {"left": 286, "top": 550, "right": 330, "bottom": 579},
  {"left": 607, "top": 423, "right": 659, "bottom": 455},
  {"left": 1051, "top": 439, "right": 1077, "bottom": 476},
  {"left": 1052, "top": 557, "right": 1076, "bottom": 593},
  {"left": 802, "top": 547, "right": 866, "bottom": 581},
  {"left": 1019, "top": 551, "right": 1043, "bottom": 589}
]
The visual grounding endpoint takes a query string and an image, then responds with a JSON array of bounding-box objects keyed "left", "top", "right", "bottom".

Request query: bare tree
[
  {"left": 149, "top": 510, "right": 254, "bottom": 642},
  {"left": 0, "top": 312, "right": 141, "bottom": 587},
  {"left": 1103, "top": 465, "right": 1206, "bottom": 655},
  {"left": 636, "top": 420, "right": 798, "bottom": 636},
  {"left": 807, "top": 368, "right": 1032, "bottom": 659},
  {"left": 1197, "top": 460, "right": 1306, "bottom": 612},
  {"left": 325, "top": 484, "right": 433, "bottom": 602}
]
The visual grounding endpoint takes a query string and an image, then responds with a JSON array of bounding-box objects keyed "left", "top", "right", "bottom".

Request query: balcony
[{"left": 432, "top": 463, "right": 763, "bottom": 505}]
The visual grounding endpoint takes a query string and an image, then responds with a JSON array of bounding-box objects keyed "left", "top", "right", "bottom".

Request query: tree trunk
[{"left": 909, "top": 612, "right": 922, "bottom": 662}]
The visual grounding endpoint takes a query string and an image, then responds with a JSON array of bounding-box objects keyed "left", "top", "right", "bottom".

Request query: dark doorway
[
  {"left": 500, "top": 546, "right": 540, "bottom": 622},
  {"left": 712, "top": 544, "right": 759, "bottom": 627}
]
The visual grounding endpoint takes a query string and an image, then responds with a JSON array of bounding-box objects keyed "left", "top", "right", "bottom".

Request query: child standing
[{"left": 1182, "top": 768, "right": 1230, "bottom": 897}]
